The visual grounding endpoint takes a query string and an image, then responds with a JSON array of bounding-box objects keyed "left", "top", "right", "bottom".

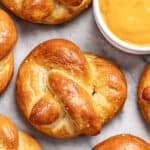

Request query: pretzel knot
[
  {"left": 92, "top": 134, "right": 150, "bottom": 150},
  {"left": 0, "top": 9, "right": 17, "bottom": 94},
  {"left": 138, "top": 63, "right": 150, "bottom": 125},
  {"left": 1, "top": 0, "right": 91, "bottom": 24},
  {"left": 16, "top": 39, "right": 127, "bottom": 138},
  {"left": 0, "top": 114, "right": 42, "bottom": 150}
]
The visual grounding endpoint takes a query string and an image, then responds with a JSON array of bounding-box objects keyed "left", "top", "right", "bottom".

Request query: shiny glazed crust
[
  {"left": 92, "top": 134, "right": 150, "bottom": 150},
  {"left": 138, "top": 63, "right": 150, "bottom": 124},
  {"left": 16, "top": 39, "right": 127, "bottom": 138},
  {"left": 0, "top": 9, "right": 17, "bottom": 94},
  {"left": 0, "top": 114, "right": 42, "bottom": 150},
  {"left": 0, "top": 0, "right": 91, "bottom": 24}
]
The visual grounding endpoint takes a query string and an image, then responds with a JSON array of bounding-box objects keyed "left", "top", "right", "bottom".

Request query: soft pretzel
[
  {"left": 16, "top": 39, "right": 127, "bottom": 138},
  {"left": 0, "top": 9, "right": 17, "bottom": 94},
  {"left": 92, "top": 134, "right": 150, "bottom": 150},
  {"left": 0, "top": 114, "right": 42, "bottom": 150},
  {"left": 138, "top": 63, "right": 150, "bottom": 124},
  {"left": 0, "top": 0, "right": 91, "bottom": 24}
]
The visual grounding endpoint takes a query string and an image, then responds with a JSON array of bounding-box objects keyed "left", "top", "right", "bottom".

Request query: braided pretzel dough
[
  {"left": 0, "top": 0, "right": 91, "bottom": 24},
  {"left": 0, "top": 114, "right": 42, "bottom": 150},
  {"left": 16, "top": 39, "right": 127, "bottom": 138},
  {"left": 0, "top": 9, "right": 17, "bottom": 94},
  {"left": 138, "top": 63, "right": 150, "bottom": 125},
  {"left": 92, "top": 134, "right": 150, "bottom": 150}
]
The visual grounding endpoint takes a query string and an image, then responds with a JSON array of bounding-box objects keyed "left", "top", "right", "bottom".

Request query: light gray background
[{"left": 0, "top": 4, "right": 150, "bottom": 150}]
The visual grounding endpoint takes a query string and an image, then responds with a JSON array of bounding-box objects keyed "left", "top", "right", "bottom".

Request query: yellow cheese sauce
[{"left": 99, "top": 0, "right": 150, "bottom": 45}]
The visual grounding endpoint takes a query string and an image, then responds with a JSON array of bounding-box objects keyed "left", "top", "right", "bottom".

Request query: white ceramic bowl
[{"left": 93, "top": 0, "right": 150, "bottom": 55}]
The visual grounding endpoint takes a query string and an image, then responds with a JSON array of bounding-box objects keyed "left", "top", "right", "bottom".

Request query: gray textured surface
[{"left": 0, "top": 5, "right": 150, "bottom": 150}]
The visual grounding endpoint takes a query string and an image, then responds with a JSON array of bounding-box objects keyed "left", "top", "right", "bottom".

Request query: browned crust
[
  {"left": 0, "top": 52, "right": 14, "bottom": 94},
  {"left": 16, "top": 39, "right": 127, "bottom": 138},
  {"left": 0, "top": 9, "right": 17, "bottom": 94},
  {"left": 92, "top": 134, "right": 150, "bottom": 150},
  {"left": 138, "top": 63, "right": 150, "bottom": 125},
  {"left": 0, "top": 114, "right": 42, "bottom": 150},
  {"left": 1, "top": 0, "right": 92, "bottom": 24}
]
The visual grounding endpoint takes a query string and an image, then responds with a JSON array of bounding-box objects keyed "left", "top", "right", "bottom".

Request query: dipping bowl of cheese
[{"left": 93, "top": 0, "right": 150, "bottom": 54}]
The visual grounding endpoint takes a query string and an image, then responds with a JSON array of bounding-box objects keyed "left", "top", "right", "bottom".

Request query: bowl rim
[{"left": 93, "top": 0, "right": 150, "bottom": 55}]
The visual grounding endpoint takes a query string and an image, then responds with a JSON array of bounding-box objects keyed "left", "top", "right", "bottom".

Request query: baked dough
[
  {"left": 0, "top": 9, "right": 17, "bottom": 94},
  {"left": 0, "top": 114, "right": 42, "bottom": 150},
  {"left": 16, "top": 39, "right": 127, "bottom": 138},
  {"left": 92, "top": 134, "right": 150, "bottom": 150},
  {"left": 138, "top": 63, "right": 150, "bottom": 124},
  {"left": 0, "top": 0, "right": 91, "bottom": 24}
]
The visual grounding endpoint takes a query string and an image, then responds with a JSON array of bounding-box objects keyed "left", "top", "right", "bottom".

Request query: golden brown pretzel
[
  {"left": 0, "top": 9, "right": 17, "bottom": 94},
  {"left": 0, "top": 0, "right": 91, "bottom": 24},
  {"left": 0, "top": 114, "right": 42, "bottom": 150},
  {"left": 138, "top": 63, "right": 150, "bottom": 124},
  {"left": 92, "top": 134, "right": 150, "bottom": 150},
  {"left": 16, "top": 39, "right": 127, "bottom": 138}
]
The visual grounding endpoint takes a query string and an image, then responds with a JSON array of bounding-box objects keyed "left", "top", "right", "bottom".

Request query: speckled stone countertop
[{"left": 0, "top": 5, "right": 150, "bottom": 150}]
